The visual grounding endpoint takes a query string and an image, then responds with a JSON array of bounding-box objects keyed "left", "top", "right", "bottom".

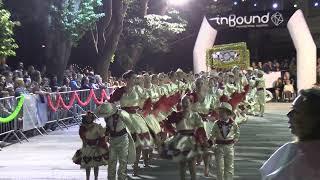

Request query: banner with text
[{"left": 206, "top": 10, "right": 295, "bottom": 30}]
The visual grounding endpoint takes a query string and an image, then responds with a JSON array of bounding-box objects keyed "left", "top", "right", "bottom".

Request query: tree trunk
[
  {"left": 45, "top": 29, "right": 72, "bottom": 81},
  {"left": 139, "top": 0, "right": 150, "bottom": 17},
  {"left": 94, "top": 0, "right": 129, "bottom": 81}
]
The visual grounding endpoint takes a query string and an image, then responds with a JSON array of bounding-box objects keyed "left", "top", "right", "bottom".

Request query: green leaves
[
  {"left": 50, "top": 0, "right": 105, "bottom": 46},
  {"left": 0, "top": 8, "right": 18, "bottom": 58},
  {"left": 123, "top": 9, "right": 187, "bottom": 53}
]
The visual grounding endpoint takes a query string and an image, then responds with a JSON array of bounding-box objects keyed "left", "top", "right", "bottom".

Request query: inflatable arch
[{"left": 194, "top": 9, "right": 317, "bottom": 90}]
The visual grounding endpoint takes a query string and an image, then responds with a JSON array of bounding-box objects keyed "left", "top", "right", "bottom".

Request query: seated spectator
[
  {"left": 273, "top": 78, "right": 284, "bottom": 102},
  {"left": 283, "top": 72, "right": 291, "bottom": 81},
  {"left": 283, "top": 79, "right": 294, "bottom": 101}
]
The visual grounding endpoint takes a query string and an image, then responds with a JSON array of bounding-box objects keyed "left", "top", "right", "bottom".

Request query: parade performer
[
  {"left": 161, "top": 95, "right": 207, "bottom": 180},
  {"left": 142, "top": 74, "right": 162, "bottom": 167},
  {"left": 209, "top": 102, "right": 240, "bottom": 180},
  {"left": 108, "top": 70, "right": 152, "bottom": 176},
  {"left": 96, "top": 102, "right": 136, "bottom": 180},
  {"left": 72, "top": 111, "right": 109, "bottom": 180},
  {"left": 255, "top": 70, "right": 266, "bottom": 117},
  {"left": 188, "top": 78, "right": 217, "bottom": 177}
]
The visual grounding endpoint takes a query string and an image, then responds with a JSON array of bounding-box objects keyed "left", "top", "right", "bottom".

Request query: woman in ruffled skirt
[
  {"left": 72, "top": 111, "right": 109, "bottom": 180},
  {"left": 161, "top": 95, "right": 208, "bottom": 180}
]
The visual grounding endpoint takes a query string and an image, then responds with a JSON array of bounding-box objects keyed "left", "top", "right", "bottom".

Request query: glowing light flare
[
  {"left": 272, "top": 3, "right": 279, "bottom": 9},
  {"left": 167, "top": 0, "right": 190, "bottom": 6}
]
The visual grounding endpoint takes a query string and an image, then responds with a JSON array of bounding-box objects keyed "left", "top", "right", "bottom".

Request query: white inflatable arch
[{"left": 194, "top": 9, "right": 317, "bottom": 90}]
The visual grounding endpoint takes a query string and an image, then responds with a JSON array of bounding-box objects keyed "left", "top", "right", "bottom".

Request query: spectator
[
  {"left": 289, "top": 57, "right": 297, "bottom": 79},
  {"left": 274, "top": 62, "right": 281, "bottom": 72},
  {"left": 89, "top": 76, "right": 99, "bottom": 89},
  {"left": 3, "top": 71, "right": 14, "bottom": 90},
  {"left": 16, "top": 62, "right": 24, "bottom": 72},
  {"left": 0, "top": 91, "right": 13, "bottom": 114},
  {"left": 14, "top": 78, "right": 28, "bottom": 97},
  {"left": 0, "top": 58, "right": 10, "bottom": 72},
  {"left": 50, "top": 76, "right": 60, "bottom": 92},
  {"left": 81, "top": 76, "right": 90, "bottom": 89},
  {"left": 95, "top": 75, "right": 106, "bottom": 89},
  {"left": 273, "top": 78, "right": 284, "bottom": 102},
  {"left": 282, "top": 59, "right": 289, "bottom": 70},
  {"left": 283, "top": 72, "right": 291, "bottom": 82},
  {"left": 0, "top": 75, "right": 6, "bottom": 91},
  {"left": 260, "top": 88, "right": 320, "bottom": 179},
  {"left": 41, "top": 77, "right": 50, "bottom": 90},
  {"left": 257, "top": 62, "right": 263, "bottom": 70},
  {"left": 61, "top": 76, "right": 71, "bottom": 92},
  {"left": 70, "top": 73, "right": 80, "bottom": 90},
  {"left": 262, "top": 61, "right": 274, "bottom": 73},
  {"left": 40, "top": 65, "right": 47, "bottom": 77},
  {"left": 27, "top": 65, "right": 35, "bottom": 76},
  {"left": 283, "top": 79, "right": 294, "bottom": 101},
  {"left": 23, "top": 75, "right": 32, "bottom": 91}
]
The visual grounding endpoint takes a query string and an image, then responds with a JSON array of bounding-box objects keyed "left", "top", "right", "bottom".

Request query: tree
[
  {"left": 0, "top": 0, "right": 18, "bottom": 59},
  {"left": 88, "top": 0, "right": 130, "bottom": 80},
  {"left": 116, "top": 0, "right": 187, "bottom": 71},
  {"left": 45, "top": 0, "right": 104, "bottom": 80}
]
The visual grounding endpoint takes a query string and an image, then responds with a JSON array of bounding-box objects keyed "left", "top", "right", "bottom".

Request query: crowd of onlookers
[
  {"left": 252, "top": 57, "right": 320, "bottom": 102},
  {"left": 251, "top": 57, "right": 297, "bottom": 102},
  {"left": 0, "top": 59, "right": 124, "bottom": 99}
]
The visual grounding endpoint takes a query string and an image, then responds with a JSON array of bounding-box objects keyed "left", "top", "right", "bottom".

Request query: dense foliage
[
  {"left": 117, "top": 0, "right": 187, "bottom": 69},
  {"left": 50, "top": 0, "right": 105, "bottom": 46},
  {"left": 0, "top": 1, "right": 18, "bottom": 58}
]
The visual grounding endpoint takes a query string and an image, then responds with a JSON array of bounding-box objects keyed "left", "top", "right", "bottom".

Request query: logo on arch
[{"left": 271, "top": 12, "right": 284, "bottom": 26}]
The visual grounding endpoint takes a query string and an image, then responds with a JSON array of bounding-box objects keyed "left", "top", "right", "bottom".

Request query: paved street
[{"left": 0, "top": 103, "right": 292, "bottom": 180}]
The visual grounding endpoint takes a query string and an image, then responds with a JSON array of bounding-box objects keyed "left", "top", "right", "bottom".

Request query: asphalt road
[{"left": 0, "top": 103, "right": 292, "bottom": 180}]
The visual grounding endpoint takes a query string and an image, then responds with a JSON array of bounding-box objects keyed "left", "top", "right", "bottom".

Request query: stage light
[
  {"left": 254, "top": 3, "right": 257, "bottom": 7},
  {"left": 272, "top": 3, "right": 279, "bottom": 9},
  {"left": 293, "top": 4, "right": 298, "bottom": 8},
  {"left": 242, "top": 0, "right": 245, "bottom": 2},
  {"left": 213, "top": 0, "right": 218, "bottom": 2},
  {"left": 315, "top": 2, "right": 319, "bottom": 7},
  {"left": 233, "top": 1, "right": 238, "bottom": 5},
  {"left": 168, "top": 0, "right": 189, "bottom": 6}
]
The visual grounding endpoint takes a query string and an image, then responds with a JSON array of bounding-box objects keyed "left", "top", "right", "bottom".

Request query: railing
[{"left": 0, "top": 88, "right": 111, "bottom": 148}]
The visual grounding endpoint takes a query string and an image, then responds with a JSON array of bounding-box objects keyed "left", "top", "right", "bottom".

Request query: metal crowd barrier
[
  {"left": 0, "top": 96, "right": 28, "bottom": 146},
  {"left": 0, "top": 88, "right": 110, "bottom": 148}
]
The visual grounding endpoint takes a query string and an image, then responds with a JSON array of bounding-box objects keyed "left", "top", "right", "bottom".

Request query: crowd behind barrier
[{"left": 0, "top": 88, "right": 114, "bottom": 148}]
